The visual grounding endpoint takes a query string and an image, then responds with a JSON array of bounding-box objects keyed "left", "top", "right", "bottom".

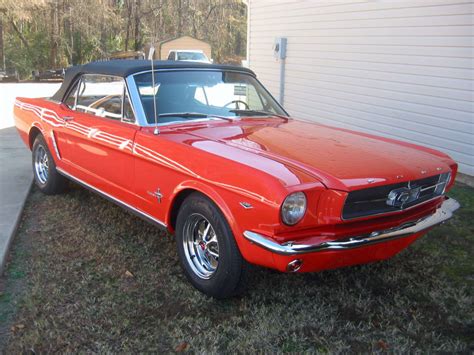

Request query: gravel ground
[{"left": 0, "top": 182, "right": 473, "bottom": 353}]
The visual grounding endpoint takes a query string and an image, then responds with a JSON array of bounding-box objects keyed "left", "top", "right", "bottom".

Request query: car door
[{"left": 57, "top": 74, "right": 138, "bottom": 199}]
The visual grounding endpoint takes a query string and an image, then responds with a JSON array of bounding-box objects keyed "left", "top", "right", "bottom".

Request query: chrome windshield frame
[{"left": 126, "top": 68, "right": 288, "bottom": 127}]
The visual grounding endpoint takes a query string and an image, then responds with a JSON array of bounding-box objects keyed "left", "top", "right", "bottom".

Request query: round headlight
[{"left": 281, "top": 192, "right": 307, "bottom": 225}]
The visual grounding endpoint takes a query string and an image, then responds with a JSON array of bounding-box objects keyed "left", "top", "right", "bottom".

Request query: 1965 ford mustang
[{"left": 14, "top": 60, "right": 460, "bottom": 298}]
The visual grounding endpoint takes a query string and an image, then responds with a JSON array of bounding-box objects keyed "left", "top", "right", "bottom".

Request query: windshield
[
  {"left": 134, "top": 70, "right": 286, "bottom": 124},
  {"left": 177, "top": 52, "right": 207, "bottom": 61}
]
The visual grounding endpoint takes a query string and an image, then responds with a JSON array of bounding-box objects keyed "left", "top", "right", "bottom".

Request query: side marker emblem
[
  {"left": 240, "top": 202, "right": 253, "bottom": 209},
  {"left": 147, "top": 188, "right": 163, "bottom": 203}
]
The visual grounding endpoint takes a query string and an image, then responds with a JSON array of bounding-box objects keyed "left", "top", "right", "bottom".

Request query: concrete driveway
[{"left": 0, "top": 83, "right": 60, "bottom": 272}]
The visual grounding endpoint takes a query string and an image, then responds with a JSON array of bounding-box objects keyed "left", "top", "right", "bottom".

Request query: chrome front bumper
[{"left": 243, "top": 197, "right": 460, "bottom": 255}]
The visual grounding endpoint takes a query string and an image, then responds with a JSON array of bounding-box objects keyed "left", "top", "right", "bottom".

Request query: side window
[
  {"left": 123, "top": 90, "right": 135, "bottom": 123},
  {"left": 167, "top": 51, "right": 175, "bottom": 60},
  {"left": 76, "top": 74, "right": 124, "bottom": 121},
  {"left": 64, "top": 80, "right": 79, "bottom": 108}
]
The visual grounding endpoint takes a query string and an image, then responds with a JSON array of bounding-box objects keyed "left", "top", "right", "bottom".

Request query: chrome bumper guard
[{"left": 243, "top": 197, "right": 460, "bottom": 255}]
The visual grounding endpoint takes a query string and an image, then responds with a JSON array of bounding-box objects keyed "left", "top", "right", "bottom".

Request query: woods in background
[{"left": 0, "top": 0, "right": 247, "bottom": 78}]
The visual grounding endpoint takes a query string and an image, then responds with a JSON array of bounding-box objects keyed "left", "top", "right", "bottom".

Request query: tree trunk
[
  {"left": 10, "top": 19, "right": 30, "bottom": 50},
  {"left": 0, "top": 18, "right": 4, "bottom": 70},
  {"left": 69, "top": 6, "right": 73, "bottom": 64},
  {"left": 100, "top": 22, "right": 106, "bottom": 56},
  {"left": 177, "top": 0, "right": 182, "bottom": 36},
  {"left": 235, "top": 31, "right": 241, "bottom": 56},
  {"left": 49, "top": 1, "right": 59, "bottom": 68},
  {"left": 158, "top": 0, "right": 163, "bottom": 40},
  {"left": 124, "top": 0, "right": 132, "bottom": 51},
  {"left": 134, "top": 0, "right": 141, "bottom": 51}
]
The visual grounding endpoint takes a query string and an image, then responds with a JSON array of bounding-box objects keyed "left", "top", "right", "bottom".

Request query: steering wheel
[{"left": 224, "top": 100, "right": 249, "bottom": 110}]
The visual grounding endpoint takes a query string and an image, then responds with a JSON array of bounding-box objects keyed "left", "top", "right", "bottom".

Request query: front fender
[
  {"left": 168, "top": 179, "right": 280, "bottom": 269},
  {"left": 169, "top": 180, "right": 239, "bottom": 235}
]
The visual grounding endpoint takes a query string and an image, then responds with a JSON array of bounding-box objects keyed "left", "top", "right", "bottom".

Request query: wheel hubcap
[
  {"left": 182, "top": 213, "right": 219, "bottom": 279},
  {"left": 34, "top": 145, "right": 49, "bottom": 184}
]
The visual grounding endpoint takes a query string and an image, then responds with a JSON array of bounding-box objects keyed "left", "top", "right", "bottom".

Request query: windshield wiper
[
  {"left": 229, "top": 109, "right": 289, "bottom": 121},
  {"left": 157, "top": 112, "right": 234, "bottom": 122},
  {"left": 158, "top": 112, "right": 208, "bottom": 118}
]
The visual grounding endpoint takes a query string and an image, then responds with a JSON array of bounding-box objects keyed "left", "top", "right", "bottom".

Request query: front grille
[{"left": 342, "top": 173, "right": 450, "bottom": 220}]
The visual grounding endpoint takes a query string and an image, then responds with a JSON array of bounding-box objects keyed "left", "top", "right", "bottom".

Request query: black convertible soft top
[{"left": 51, "top": 60, "right": 255, "bottom": 102}]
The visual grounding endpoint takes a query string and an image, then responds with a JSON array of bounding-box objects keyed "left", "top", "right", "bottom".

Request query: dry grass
[{"left": 0, "top": 182, "right": 473, "bottom": 353}]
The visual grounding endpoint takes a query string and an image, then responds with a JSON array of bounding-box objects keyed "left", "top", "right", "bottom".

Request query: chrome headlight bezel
[{"left": 281, "top": 192, "right": 307, "bottom": 226}]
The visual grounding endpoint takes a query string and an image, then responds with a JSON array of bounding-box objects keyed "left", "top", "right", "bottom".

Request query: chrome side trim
[
  {"left": 56, "top": 168, "right": 167, "bottom": 228},
  {"left": 243, "top": 198, "right": 460, "bottom": 255},
  {"left": 50, "top": 131, "right": 61, "bottom": 160}
]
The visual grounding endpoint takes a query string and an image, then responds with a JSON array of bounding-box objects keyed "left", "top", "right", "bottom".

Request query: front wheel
[
  {"left": 176, "top": 193, "right": 247, "bottom": 299},
  {"left": 32, "top": 135, "right": 67, "bottom": 195}
]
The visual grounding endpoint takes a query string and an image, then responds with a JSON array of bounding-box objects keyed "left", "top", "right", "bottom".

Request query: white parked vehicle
[{"left": 167, "top": 50, "right": 212, "bottom": 63}]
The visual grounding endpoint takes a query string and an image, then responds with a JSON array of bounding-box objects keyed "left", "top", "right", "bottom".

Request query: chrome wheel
[
  {"left": 34, "top": 145, "right": 49, "bottom": 184},
  {"left": 182, "top": 213, "right": 219, "bottom": 279}
]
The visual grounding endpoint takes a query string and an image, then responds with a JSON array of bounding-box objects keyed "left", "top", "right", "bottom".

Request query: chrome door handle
[{"left": 62, "top": 116, "right": 74, "bottom": 122}]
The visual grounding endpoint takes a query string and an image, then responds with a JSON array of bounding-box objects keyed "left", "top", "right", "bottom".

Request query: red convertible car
[{"left": 14, "top": 60, "right": 460, "bottom": 298}]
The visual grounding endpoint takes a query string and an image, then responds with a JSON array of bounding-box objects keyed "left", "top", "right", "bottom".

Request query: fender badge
[
  {"left": 367, "top": 178, "right": 376, "bottom": 184},
  {"left": 147, "top": 189, "right": 163, "bottom": 203},
  {"left": 240, "top": 202, "right": 253, "bottom": 209}
]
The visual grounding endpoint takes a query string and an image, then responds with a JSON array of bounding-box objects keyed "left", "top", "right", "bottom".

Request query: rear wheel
[
  {"left": 32, "top": 135, "right": 67, "bottom": 195},
  {"left": 176, "top": 193, "right": 247, "bottom": 299}
]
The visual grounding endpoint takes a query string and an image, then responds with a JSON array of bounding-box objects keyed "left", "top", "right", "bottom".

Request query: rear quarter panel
[
  {"left": 14, "top": 97, "right": 71, "bottom": 178},
  {"left": 14, "top": 98, "right": 44, "bottom": 148}
]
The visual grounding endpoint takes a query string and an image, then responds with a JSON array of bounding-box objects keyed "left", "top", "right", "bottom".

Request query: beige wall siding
[
  {"left": 248, "top": 0, "right": 474, "bottom": 176},
  {"left": 159, "top": 36, "right": 212, "bottom": 60}
]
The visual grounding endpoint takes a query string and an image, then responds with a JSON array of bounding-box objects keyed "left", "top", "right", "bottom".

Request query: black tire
[
  {"left": 176, "top": 192, "right": 248, "bottom": 299},
  {"left": 32, "top": 135, "right": 67, "bottom": 195}
]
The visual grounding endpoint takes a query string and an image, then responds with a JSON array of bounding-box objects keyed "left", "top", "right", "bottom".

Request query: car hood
[{"left": 183, "top": 118, "right": 453, "bottom": 191}]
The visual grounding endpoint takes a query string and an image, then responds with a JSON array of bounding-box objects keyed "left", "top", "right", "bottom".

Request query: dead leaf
[
  {"left": 377, "top": 340, "right": 389, "bottom": 351},
  {"left": 11, "top": 324, "right": 25, "bottom": 332},
  {"left": 124, "top": 270, "right": 134, "bottom": 278},
  {"left": 175, "top": 341, "right": 189, "bottom": 352}
]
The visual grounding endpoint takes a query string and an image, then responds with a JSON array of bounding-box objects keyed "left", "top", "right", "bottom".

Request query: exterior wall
[
  {"left": 248, "top": 0, "right": 474, "bottom": 176},
  {"left": 159, "top": 36, "right": 212, "bottom": 60}
]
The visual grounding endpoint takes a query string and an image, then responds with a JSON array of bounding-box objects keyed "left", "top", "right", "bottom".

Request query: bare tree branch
[{"left": 10, "top": 19, "right": 29, "bottom": 50}]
